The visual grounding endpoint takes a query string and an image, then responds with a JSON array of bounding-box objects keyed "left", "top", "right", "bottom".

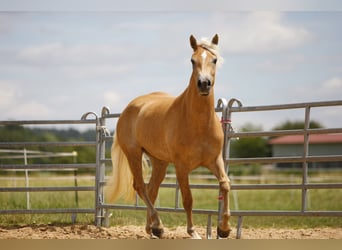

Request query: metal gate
[
  {"left": 94, "top": 98, "right": 342, "bottom": 238},
  {"left": 1, "top": 98, "right": 342, "bottom": 239}
]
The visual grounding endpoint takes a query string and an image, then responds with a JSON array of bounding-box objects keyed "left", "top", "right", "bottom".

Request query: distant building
[{"left": 268, "top": 134, "right": 342, "bottom": 169}]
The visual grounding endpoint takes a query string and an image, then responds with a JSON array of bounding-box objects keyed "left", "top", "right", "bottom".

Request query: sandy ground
[{"left": 0, "top": 224, "right": 341, "bottom": 239}]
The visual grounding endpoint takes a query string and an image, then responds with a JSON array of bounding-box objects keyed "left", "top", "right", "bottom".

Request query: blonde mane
[{"left": 197, "top": 37, "right": 224, "bottom": 67}]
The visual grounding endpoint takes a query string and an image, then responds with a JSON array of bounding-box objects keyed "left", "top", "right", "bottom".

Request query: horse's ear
[
  {"left": 190, "top": 35, "right": 197, "bottom": 50},
  {"left": 211, "top": 34, "right": 219, "bottom": 45}
]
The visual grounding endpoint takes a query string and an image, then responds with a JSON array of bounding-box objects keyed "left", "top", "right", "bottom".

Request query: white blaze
[
  {"left": 201, "top": 51, "right": 207, "bottom": 60},
  {"left": 199, "top": 51, "right": 210, "bottom": 81}
]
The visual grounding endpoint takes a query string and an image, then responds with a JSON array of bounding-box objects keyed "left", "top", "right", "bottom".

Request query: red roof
[{"left": 269, "top": 134, "right": 342, "bottom": 145}]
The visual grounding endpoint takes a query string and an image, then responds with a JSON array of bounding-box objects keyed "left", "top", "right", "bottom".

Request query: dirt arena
[{"left": 0, "top": 224, "right": 341, "bottom": 239}]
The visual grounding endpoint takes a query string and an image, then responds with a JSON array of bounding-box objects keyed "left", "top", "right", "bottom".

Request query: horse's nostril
[{"left": 198, "top": 80, "right": 211, "bottom": 88}]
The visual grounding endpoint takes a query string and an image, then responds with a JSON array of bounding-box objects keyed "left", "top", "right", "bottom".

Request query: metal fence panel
[
  {"left": 0, "top": 98, "right": 341, "bottom": 239},
  {"left": 0, "top": 118, "right": 98, "bottom": 221}
]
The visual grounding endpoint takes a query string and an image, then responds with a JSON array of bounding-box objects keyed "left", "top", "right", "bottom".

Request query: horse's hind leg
[
  {"left": 126, "top": 150, "right": 164, "bottom": 238},
  {"left": 145, "top": 157, "right": 168, "bottom": 235}
]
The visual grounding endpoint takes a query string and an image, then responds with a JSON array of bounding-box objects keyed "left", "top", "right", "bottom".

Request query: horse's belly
[{"left": 134, "top": 95, "right": 175, "bottom": 162}]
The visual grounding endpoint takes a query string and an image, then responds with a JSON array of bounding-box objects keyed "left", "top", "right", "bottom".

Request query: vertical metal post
[
  {"left": 81, "top": 111, "right": 101, "bottom": 226},
  {"left": 72, "top": 151, "right": 78, "bottom": 223},
  {"left": 175, "top": 179, "right": 180, "bottom": 209},
  {"left": 23, "top": 148, "right": 30, "bottom": 210},
  {"left": 236, "top": 216, "right": 243, "bottom": 239},
  {"left": 98, "top": 107, "right": 110, "bottom": 226},
  {"left": 206, "top": 214, "right": 212, "bottom": 239},
  {"left": 94, "top": 117, "right": 102, "bottom": 226},
  {"left": 302, "top": 106, "right": 311, "bottom": 212}
]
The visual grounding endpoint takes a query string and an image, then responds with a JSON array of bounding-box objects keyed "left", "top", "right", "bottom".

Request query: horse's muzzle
[{"left": 197, "top": 79, "right": 211, "bottom": 96}]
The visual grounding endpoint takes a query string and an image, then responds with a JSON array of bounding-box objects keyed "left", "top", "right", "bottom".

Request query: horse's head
[{"left": 189, "top": 34, "right": 222, "bottom": 96}]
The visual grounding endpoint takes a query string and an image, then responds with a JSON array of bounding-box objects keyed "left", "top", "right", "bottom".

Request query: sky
[{"left": 0, "top": 1, "right": 341, "bottom": 131}]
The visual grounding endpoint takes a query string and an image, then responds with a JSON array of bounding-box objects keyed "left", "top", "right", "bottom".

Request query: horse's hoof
[
  {"left": 151, "top": 227, "right": 164, "bottom": 239},
  {"left": 217, "top": 226, "right": 231, "bottom": 238},
  {"left": 150, "top": 234, "right": 159, "bottom": 239},
  {"left": 190, "top": 231, "right": 202, "bottom": 239}
]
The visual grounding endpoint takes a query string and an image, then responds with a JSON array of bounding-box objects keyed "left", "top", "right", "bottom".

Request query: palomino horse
[{"left": 107, "top": 34, "right": 231, "bottom": 239}]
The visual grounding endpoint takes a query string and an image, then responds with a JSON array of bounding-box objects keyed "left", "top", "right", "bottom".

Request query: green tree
[
  {"left": 272, "top": 120, "right": 323, "bottom": 130},
  {"left": 0, "top": 125, "right": 96, "bottom": 169},
  {"left": 230, "top": 123, "right": 270, "bottom": 158}
]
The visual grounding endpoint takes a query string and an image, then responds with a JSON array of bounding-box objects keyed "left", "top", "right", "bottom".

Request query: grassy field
[{"left": 0, "top": 170, "right": 341, "bottom": 229}]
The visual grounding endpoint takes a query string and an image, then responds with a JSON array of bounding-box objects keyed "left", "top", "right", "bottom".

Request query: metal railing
[
  {"left": 0, "top": 118, "right": 97, "bottom": 220},
  {"left": 223, "top": 99, "right": 342, "bottom": 237},
  {"left": 1, "top": 98, "right": 341, "bottom": 239},
  {"left": 95, "top": 99, "right": 342, "bottom": 239}
]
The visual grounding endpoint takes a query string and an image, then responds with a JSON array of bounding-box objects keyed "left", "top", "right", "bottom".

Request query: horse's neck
[{"left": 178, "top": 79, "right": 216, "bottom": 124}]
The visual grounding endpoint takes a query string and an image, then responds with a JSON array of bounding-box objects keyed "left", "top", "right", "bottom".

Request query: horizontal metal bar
[
  {"left": 160, "top": 183, "right": 217, "bottom": 189},
  {"left": 0, "top": 163, "right": 96, "bottom": 170},
  {"left": 0, "top": 186, "right": 95, "bottom": 192},
  {"left": 228, "top": 155, "right": 342, "bottom": 164},
  {"left": 103, "top": 113, "right": 120, "bottom": 119},
  {"left": 230, "top": 100, "right": 342, "bottom": 113},
  {"left": 231, "top": 129, "right": 304, "bottom": 138},
  {"left": 4, "top": 206, "right": 339, "bottom": 217},
  {"left": 0, "top": 153, "right": 78, "bottom": 160},
  {"left": 0, "top": 141, "right": 96, "bottom": 148},
  {"left": 229, "top": 128, "right": 342, "bottom": 138},
  {"left": 161, "top": 183, "right": 342, "bottom": 190},
  {"left": 101, "top": 100, "right": 342, "bottom": 120},
  {"left": 101, "top": 204, "right": 218, "bottom": 215},
  {"left": 102, "top": 154, "right": 342, "bottom": 166},
  {"left": 0, "top": 208, "right": 95, "bottom": 215},
  {"left": 287, "top": 155, "right": 341, "bottom": 162},
  {"left": 232, "top": 183, "right": 342, "bottom": 190},
  {"left": 101, "top": 159, "right": 112, "bottom": 164},
  {"left": 100, "top": 204, "right": 342, "bottom": 217},
  {"left": 100, "top": 181, "right": 342, "bottom": 190},
  {"left": 231, "top": 210, "right": 342, "bottom": 217},
  {"left": 307, "top": 128, "right": 342, "bottom": 134},
  {"left": 100, "top": 181, "right": 342, "bottom": 191},
  {"left": 0, "top": 119, "right": 96, "bottom": 125},
  {"left": 104, "top": 110, "right": 224, "bottom": 119}
]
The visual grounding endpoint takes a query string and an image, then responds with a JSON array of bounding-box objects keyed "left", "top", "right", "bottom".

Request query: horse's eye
[
  {"left": 191, "top": 58, "right": 195, "bottom": 65},
  {"left": 213, "top": 58, "right": 217, "bottom": 64}
]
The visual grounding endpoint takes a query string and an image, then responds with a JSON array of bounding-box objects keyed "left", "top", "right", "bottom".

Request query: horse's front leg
[
  {"left": 217, "top": 179, "right": 231, "bottom": 238},
  {"left": 176, "top": 167, "right": 202, "bottom": 239},
  {"left": 210, "top": 156, "right": 232, "bottom": 238}
]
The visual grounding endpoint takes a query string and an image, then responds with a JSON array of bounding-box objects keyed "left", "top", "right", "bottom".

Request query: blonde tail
[{"left": 106, "top": 133, "right": 136, "bottom": 203}]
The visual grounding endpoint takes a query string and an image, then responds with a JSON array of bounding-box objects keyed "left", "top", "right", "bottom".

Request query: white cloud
[
  {"left": 59, "top": 64, "right": 134, "bottom": 81},
  {"left": 320, "top": 77, "right": 342, "bottom": 99},
  {"left": 322, "top": 77, "right": 342, "bottom": 89},
  {"left": 285, "top": 76, "right": 342, "bottom": 102},
  {"left": 14, "top": 101, "right": 51, "bottom": 119},
  {"left": 16, "top": 43, "right": 130, "bottom": 66},
  {"left": 257, "top": 54, "right": 306, "bottom": 72},
  {"left": 0, "top": 81, "right": 21, "bottom": 107},
  {"left": 218, "top": 12, "right": 312, "bottom": 54},
  {"left": 104, "top": 91, "right": 121, "bottom": 108},
  {"left": 0, "top": 80, "right": 52, "bottom": 119},
  {"left": 14, "top": 42, "right": 138, "bottom": 83}
]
